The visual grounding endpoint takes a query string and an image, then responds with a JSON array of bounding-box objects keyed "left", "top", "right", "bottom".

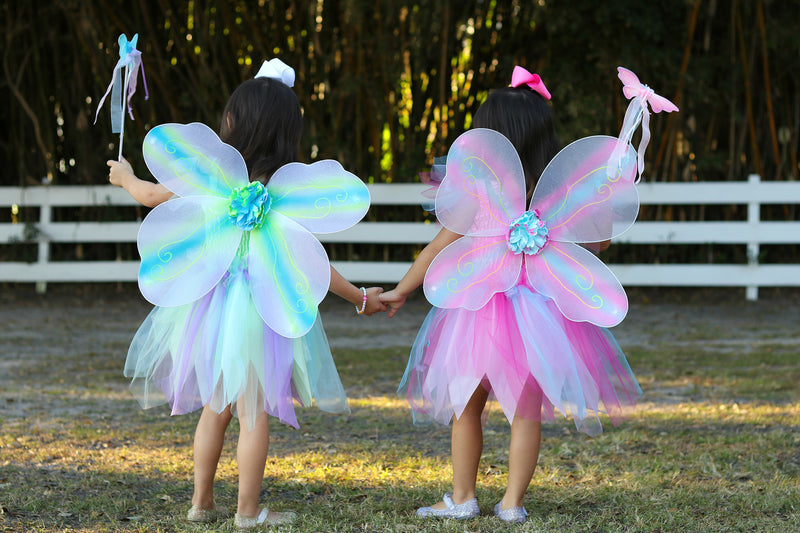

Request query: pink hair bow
[{"left": 510, "top": 66, "right": 551, "bottom": 100}]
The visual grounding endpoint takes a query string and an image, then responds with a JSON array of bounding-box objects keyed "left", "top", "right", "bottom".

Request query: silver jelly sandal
[
  {"left": 186, "top": 504, "right": 228, "bottom": 523},
  {"left": 235, "top": 507, "right": 297, "bottom": 530},
  {"left": 416, "top": 493, "right": 480, "bottom": 519}
]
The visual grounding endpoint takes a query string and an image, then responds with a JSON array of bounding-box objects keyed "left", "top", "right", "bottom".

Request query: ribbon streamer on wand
[{"left": 94, "top": 33, "right": 149, "bottom": 160}]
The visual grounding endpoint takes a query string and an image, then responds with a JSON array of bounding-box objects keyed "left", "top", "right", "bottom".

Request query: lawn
[{"left": 1, "top": 291, "right": 798, "bottom": 532}]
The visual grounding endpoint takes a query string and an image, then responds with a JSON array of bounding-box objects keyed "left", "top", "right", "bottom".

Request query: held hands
[
  {"left": 378, "top": 288, "right": 407, "bottom": 319},
  {"left": 360, "top": 287, "right": 387, "bottom": 316}
]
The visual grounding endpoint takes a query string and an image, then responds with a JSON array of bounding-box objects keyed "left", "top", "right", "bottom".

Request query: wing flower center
[
  {"left": 507, "top": 210, "right": 548, "bottom": 255},
  {"left": 228, "top": 181, "right": 271, "bottom": 231}
]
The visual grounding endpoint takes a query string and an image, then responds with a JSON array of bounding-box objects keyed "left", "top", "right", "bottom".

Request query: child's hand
[
  {"left": 362, "top": 287, "right": 387, "bottom": 316},
  {"left": 379, "top": 289, "right": 407, "bottom": 318},
  {"left": 107, "top": 156, "right": 135, "bottom": 188}
]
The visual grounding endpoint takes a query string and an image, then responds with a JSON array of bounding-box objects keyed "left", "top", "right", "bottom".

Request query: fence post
[
  {"left": 35, "top": 192, "right": 51, "bottom": 294},
  {"left": 746, "top": 174, "right": 760, "bottom": 301}
]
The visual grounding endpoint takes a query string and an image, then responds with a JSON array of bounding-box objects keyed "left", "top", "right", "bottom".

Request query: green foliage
[{"left": 3, "top": 0, "right": 799, "bottom": 190}]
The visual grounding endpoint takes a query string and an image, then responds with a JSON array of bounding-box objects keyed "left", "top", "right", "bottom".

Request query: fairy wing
[
  {"left": 434, "top": 129, "right": 526, "bottom": 237},
  {"left": 137, "top": 196, "right": 242, "bottom": 307},
  {"left": 424, "top": 235, "right": 522, "bottom": 310},
  {"left": 422, "top": 129, "right": 528, "bottom": 309},
  {"left": 525, "top": 241, "right": 628, "bottom": 327},
  {"left": 532, "top": 135, "right": 639, "bottom": 244},
  {"left": 143, "top": 122, "right": 248, "bottom": 198},
  {"left": 266, "top": 160, "right": 370, "bottom": 234},
  {"left": 247, "top": 212, "right": 331, "bottom": 338}
]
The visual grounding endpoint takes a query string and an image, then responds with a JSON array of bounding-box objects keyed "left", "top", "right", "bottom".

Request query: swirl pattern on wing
[
  {"left": 424, "top": 235, "right": 521, "bottom": 310},
  {"left": 143, "top": 123, "right": 248, "bottom": 198},
  {"left": 248, "top": 212, "right": 332, "bottom": 338},
  {"left": 435, "top": 129, "right": 525, "bottom": 237},
  {"left": 267, "top": 160, "right": 370, "bottom": 234},
  {"left": 525, "top": 241, "right": 627, "bottom": 327},
  {"left": 532, "top": 136, "right": 639, "bottom": 244},
  {"left": 137, "top": 196, "right": 242, "bottom": 307}
]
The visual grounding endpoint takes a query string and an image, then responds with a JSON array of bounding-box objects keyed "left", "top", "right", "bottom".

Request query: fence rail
[{"left": 2, "top": 175, "right": 799, "bottom": 300}]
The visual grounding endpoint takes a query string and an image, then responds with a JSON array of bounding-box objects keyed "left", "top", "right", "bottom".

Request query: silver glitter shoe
[
  {"left": 416, "top": 493, "right": 480, "bottom": 519},
  {"left": 234, "top": 507, "right": 297, "bottom": 530},
  {"left": 186, "top": 504, "right": 228, "bottom": 523},
  {"left": 493, "top": 501, "right": 528, "bottom": 523}
]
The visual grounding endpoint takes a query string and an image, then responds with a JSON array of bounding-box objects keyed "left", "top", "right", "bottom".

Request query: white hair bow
[{"left": 255, "top": 58, "right": 295, "bottom": 87}]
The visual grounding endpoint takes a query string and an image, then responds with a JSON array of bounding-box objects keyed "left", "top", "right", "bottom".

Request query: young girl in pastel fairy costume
[
  {"left": 108, "top": 59, "right": 385, "bottom": 530},
  {"left": 380, "top": 66, "right": 645, "bottom": 523}
]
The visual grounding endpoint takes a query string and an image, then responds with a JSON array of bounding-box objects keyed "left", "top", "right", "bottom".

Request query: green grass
[{"left": 2, "top": 339, "right": 799, "bottom": 531}]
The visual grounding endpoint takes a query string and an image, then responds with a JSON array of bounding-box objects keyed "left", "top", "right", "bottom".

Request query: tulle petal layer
[
  {"left": 124, "top": 257, "right": 349, "bottom": 430},
  {"left": 399, "top": 285, "right": 640, "bottom": 435}
]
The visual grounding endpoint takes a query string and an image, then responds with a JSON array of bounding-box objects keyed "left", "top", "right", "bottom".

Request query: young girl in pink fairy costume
[
  {"left": 381, "top": 65, "right": 676, "bottom": 523},
  {"left": 108, "top": 59, "right": 385, "bottom": 530}
]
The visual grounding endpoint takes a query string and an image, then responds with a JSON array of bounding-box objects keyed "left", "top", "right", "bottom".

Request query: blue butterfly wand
[{"left": 94, "top": 33, "right": 149, "bottom": 160}]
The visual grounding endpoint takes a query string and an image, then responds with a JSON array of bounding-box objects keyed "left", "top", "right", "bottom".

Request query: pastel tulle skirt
[
  {"left": 399, "top": 284, "right": 641, "bottom": 436},
  {"left": 124, "top": 263, "right": 349, "bottom": 430}
]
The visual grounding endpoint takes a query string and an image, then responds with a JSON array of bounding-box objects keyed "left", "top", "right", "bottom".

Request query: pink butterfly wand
[
  {"left": 609, "top": 67, "right": 678, "bottom": 182},
  {"left": 94, "top": 33, "right": 149, "bottom": 161}
]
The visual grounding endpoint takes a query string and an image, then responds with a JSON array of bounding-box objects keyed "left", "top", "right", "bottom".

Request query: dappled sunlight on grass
[{"left": 3, "top": 301, "right": 800, "bottom": 531}]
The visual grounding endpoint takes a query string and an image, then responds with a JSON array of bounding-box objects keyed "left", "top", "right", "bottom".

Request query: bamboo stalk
[
  {"left": 756, "top": 0, "right": 780, "bottom": 179},
  {"left": 736, "top": 5, "right": 763, "bottom": 177},
  {"left": 654, "top": 0, "right": 700, "bottom": 182}
]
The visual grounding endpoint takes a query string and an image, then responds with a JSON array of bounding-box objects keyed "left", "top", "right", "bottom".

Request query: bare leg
[
  {"left": 430, "top": 386, "right": 489, "bottom": 509},
  {"left": 192, "top": 405, "right": 233, "bottom": 509},
  {"left": 500, "top": 415, "right": 541, "bottom": 510},
  {"left": 235, "top": 409, "right": 270, "bottom": 518}
]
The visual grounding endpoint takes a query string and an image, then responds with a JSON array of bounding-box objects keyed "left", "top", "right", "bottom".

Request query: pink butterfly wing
[
  {"left": 424, "top": 235, "right": 522, "bottom": 310},
  {"left": 532, "top": 135, "right": 639, "bottom": 244},
  {"left": 646, "top": 93, "right": 679, "bottom": 113},
  {"left": 525, "top": 241, "right": 628, "bottom": 327},
  {"left": 617, "top": 67, "right": 642, "bottom": 98},
  {"left": 435, "top": 129, "right": 526, "bottom": 237}
]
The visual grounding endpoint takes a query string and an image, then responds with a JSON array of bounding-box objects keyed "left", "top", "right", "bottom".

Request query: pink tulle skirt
[{"left": 399, "top": 284, "right": 640, "bottom": 435}]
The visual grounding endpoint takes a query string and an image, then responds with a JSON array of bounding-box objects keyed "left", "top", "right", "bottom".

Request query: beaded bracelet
[{"left": 355, "top": 287, "right": 368, "bottom": 315}]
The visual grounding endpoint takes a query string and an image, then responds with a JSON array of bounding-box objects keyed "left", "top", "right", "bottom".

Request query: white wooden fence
[{"left": 1, "top": 175, "right": 799, "bottom": 300}]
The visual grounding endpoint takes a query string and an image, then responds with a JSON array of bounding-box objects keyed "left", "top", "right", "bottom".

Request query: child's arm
[
  {"left": 329, "top": 266, "right": 386, "bottom": 316},
  {"left": 379, "top": 226, "right": 461, "bottom": 318},
  {"left": 108, "top": 157, "right": 173, "bottom": 207},
  {"left": 583, "top": 240, "right": 611, "bottom": 253}
]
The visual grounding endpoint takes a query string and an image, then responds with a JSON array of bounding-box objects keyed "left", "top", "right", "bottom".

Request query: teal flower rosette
[{"left": 137, "top": 122, "right": 369, "bottom": 338}]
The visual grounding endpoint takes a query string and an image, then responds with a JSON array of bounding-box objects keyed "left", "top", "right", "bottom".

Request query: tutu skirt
[
  {"left": 399, "top": 284, "right": 640, "bottom": 436},
  {"left": 124, "top": 247, "right": 349, "bottom": 430}
]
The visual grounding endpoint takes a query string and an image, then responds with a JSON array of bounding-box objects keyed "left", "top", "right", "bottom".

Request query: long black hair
[
  {"left": 219, "top": 76, "right": 303, "bottom": 184},
  {"left": 472, "top": 85, "right": 560, "bottom": 200}
]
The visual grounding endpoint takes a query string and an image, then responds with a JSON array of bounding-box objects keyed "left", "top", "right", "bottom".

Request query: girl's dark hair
[
  {"left": 472, "top": 86, "right": 560, "bottom": 200},
  {"left": 219, "top": 76, "right": 303, "bottom": 184}
]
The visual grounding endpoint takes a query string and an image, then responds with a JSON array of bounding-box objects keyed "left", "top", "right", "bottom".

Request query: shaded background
[{"left": 2, "top": 0, "right": 799, "bottom": 264}]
